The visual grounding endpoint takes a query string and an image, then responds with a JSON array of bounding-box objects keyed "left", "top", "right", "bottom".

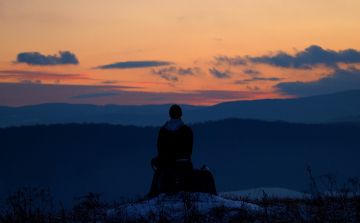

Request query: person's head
[{"left": 169, "top": 104, "right": 182, "bottom": 119}]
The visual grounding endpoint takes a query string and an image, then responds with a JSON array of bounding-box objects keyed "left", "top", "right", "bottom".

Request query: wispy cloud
[
  {"left": 16, "top": 51, "right": 79, "bottom": 66},
  {"left": 151, "top": 66, "right": 203, "bottom": 82},
  {"left": 213, "top": 55, "right": 247, "bottom": 66},
  {"left": 19, "top": 79, "right": 42, "bottom": 84},
  {"left": 69, "top": 92, "right": 119, "bottom": 99},
  {"left": 209, "top": 68, "right": 232, "bottom": 78},
  {"left": 151, "top": 68, "right": 178, "bottom": 82},
  {"left": 234, "top": 77, "right": 283, "bottom": 84},
  {"left": 148, "top": 97, "right": 168, "bottom": 101},
  {"left": 243, "top": 69, "right": 261, "bottom": 75},
  {"left": 0, "top": 83, "right": 137, "bottom": 107},
  {"left": 96, "top": 60, "right": 173, "bottom": 69},
  {"left": 275, "top": 67, "right": 360, "bottom": 96},
  {"left": 249, "top": 77, "right": 283, "bottom": 81},
  {"left": 0, "top": 82, "right": 269, "bottom": 107},
  {"left": 246, "top": 86, "right": 260, "bottom": 91},
  {"left": 0, "top": 70, "right": 91, "bottom": 81},
  {"left": 247, "top": 45, "right": 360, "bottom": 69},
  {"left": 102, "top": 81, "right": 118, "bottom": 84}
]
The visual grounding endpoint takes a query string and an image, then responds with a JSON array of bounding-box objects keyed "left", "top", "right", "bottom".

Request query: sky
[{"left": 1, "top": 0, "right": 360, "bottom": 106}]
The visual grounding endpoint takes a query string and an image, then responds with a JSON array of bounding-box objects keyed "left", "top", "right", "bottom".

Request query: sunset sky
[{"left": 1, "top": 0, "right": 360, "bottom": 106}]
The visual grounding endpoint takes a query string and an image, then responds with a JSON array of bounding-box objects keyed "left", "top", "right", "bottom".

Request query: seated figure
[
  {"left": 149, "top": 105, "right": 216, "bottom": 197},
  {"left": 157, "top": 104, "right": 194, "bottom": 169}
]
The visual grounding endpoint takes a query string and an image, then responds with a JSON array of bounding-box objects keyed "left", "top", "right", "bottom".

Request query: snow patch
[
  {"left": 220, "top": 187, "right": 310, "bottom": 199},
  {"left": 107, "top": 192, "right": 261, "bottom": 222}
]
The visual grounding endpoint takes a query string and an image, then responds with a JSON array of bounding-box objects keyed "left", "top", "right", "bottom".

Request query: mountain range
[{"left": 1, "top": 90, "right": 360, "bottom": 128}]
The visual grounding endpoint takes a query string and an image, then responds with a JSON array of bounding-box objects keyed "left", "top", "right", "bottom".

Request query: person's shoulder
[
  {"left": 180, "top": 124, "right": 193, "bottom": 132},
  {"left": 159, "top": 125, "right": 168, "bottom": 133}
]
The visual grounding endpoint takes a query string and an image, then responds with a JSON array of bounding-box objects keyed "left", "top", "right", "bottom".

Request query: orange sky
[{"left": 1, "top": 0, "right": 360, "bottom": 106}]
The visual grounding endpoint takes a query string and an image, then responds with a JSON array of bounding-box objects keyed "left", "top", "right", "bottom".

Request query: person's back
[
  {"left": 149, "top": 105, "right": 217, "bottom": 197},
  {"left": 157, "top": 105, "right": 193, "bottom": 162}
]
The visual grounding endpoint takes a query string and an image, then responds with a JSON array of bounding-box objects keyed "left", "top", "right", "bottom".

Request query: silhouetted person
[
  {"left": 157, "top": 105, "right": 193, "bottom": 163},
  {"left": 149, "top": 105, "right": 217, "bottom": 197}
]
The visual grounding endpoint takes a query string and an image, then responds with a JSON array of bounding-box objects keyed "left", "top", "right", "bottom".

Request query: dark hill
[{"left": 1, "top": 119, "right": 359, "bottom": 208}]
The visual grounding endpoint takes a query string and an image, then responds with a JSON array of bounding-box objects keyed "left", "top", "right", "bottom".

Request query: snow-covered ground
[
  {"left": 220, "top": 187, "right": 310, "bottom": 199},
  {"left": 107, "top": 192, "right": 261, "bottom": 222},
  {"left": 106, "top": 188, "right": 358, "bottom": 222}
]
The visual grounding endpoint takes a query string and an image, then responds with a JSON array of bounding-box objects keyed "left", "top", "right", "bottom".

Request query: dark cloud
[
  {"left": 249, "top": 77, "right": 283, "bottom": 81},
  {"left": 0, "top": 82, "right": 269, "bottom": 106},
  {"left": 234, "top": 77, "right": 283, "bottom": 84},
  {"left": 243, "top": 69, "right": 260, "bottom": 75},
  {"left": 248, "top": 45, "right": 360, "bottom": 69},
  {"left": 148, "top": 97, "right": 168, "bottom": 101},
  {"left": 246, "top": 86, "right": 260, "bottom": 91},
  {"left": 0, "top": 83, "right": 137, "bottom": 107},
  {"left": 234, "top": 80, "right": 246, "bottom": 84},
  {"left": 96, "top": 61, "right": 173, "bottom": 69},
  {"left": 275, "top": 67, "right": 360, "bottom": 97},
  {"left": 69, "top": 92, "right": 119, "bottom": 99},
  {"left": 178, "top": 67, "right": 195, "bottom": 75},
  {"left": 209, "top": 68, "right": 232, "bottom": 78},
  {"left": 151, "top": 66, "right": 203, "bottom": 82},
  {"left": 19, "top": 79, "right": 42, "bottom": 84},
  {"left": 0, "top": 70, "right": 92, "bottom": 81},
  {"left": 151, "top": 67, "right": 178, "bottom": 82},
  {"left": 214, "top": 55, "right": 247, "bottom": 66},
  {"left": 102, "top": 81, "right": 118, "bottom": 84},
  {"left": 16, "top": 51, "right": 79, "bottom": 66}
]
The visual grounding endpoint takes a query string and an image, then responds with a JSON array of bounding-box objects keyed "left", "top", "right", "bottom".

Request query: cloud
[
  {"left": 0, "top": 70, "right": 92, "bottom": 81},
  {"left": 19, "top": 79, "right": 42, "bottom": 84},
  {"left": 214, "top": 55, "right": 247, "bottom": 66},
  {"left": 178, "top": 67, "right": 197, "bottom": 75},
  {"left": 16, "top": 51, "right": 79, "bottom": 66},
  {"left": 275, "top": 67, "right": 360, "bottom": 97},
  {"left": 151, "top": 67, "right": 178, "bottom": 82},
  {"left": 0, "top": 83, "right": 137, "bottom": 107},
  {"left": 249, "top": 77, "right": 283, "bottom": 81},
  {"left": 102, "top": 81, "right": 118, "bottom": 84},
  {"left": 0, "top": 82, "right": 269, "bottom": 107},
  {"left": 248, "top": 45, "right": 360, "bottom": 69},
  {"left": 151, "top": 66, "right": 203, "bottom": 82},
  {"left": 69, "top": 92, "right": 119, "bottom": 99},
  {"left": 148, "top": 97, "right": 168, "bottom": 101},
  {"left": 246, "top": 86, "right": 260, "bottom": 91},
  {"left": 234, "top": 77, "right": 283, "bottom": 84},
  {"left": 234, "top": 80, "right": 246, "bottom": 84},
  {"left": 209, "top": 68, "right": 232, "bottom": 78},
  {"left": 243, "top": 69, "right": 260, "bottom": 75},
  {"left": 96, "top": 61, "right": 173, "bottom": 69}
]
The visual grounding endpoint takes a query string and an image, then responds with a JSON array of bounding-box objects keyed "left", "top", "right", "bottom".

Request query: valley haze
[{"left": 1, "top": 90, "right": 360, "bottom": 128}]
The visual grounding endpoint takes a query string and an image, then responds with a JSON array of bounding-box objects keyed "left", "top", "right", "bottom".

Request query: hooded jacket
[{"left": 157, "top": 119, "right": 193, "bottom": 161}]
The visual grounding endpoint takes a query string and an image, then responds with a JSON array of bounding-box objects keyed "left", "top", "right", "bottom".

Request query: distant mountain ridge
[{"left": 1, "top": 90, "right": 360, "bottom": 128}]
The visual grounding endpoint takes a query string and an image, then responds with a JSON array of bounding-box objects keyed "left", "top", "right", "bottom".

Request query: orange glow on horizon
[{"left": 1, "top": 0, "right": 360, "bottom": 106}]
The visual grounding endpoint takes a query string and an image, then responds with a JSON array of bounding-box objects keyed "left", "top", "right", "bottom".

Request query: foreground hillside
[
  {"left": 2, "top": 189, "right": 360, "bottom": 222},
  {"left": 1, "top": 119, "right": 360, "bottom": 208}
]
